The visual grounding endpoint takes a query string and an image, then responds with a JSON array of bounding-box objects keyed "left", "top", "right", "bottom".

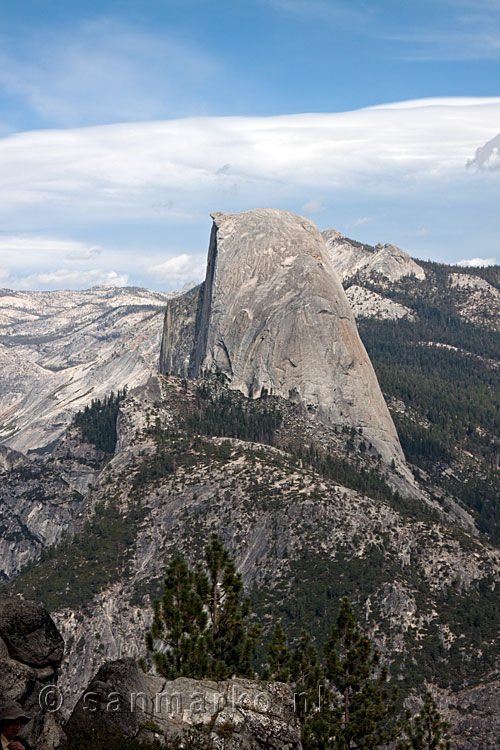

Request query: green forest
[{"left": 357, "top": 261, "right": 500, "bottom": 544}]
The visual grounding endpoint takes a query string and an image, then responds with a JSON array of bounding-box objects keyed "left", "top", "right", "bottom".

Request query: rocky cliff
[
  {"left": 160, "top": 209, "right": 405, "bottom": 467},
  {"left": 2, "top": 375, "right": 490, "bottom": 719}
]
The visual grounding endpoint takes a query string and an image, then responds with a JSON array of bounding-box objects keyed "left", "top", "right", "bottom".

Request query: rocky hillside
[
  {"left": 0, "top": 286, "right": 182, "bottom": 453},
  {"left": 1, "top": 212, "right": 500, "bottom": 747},
  {"left": 2, "top": 374, "right": 499, "bottom": 734},
  {"left": 341, "top": 258, "right": 500, "bottom": 547}
]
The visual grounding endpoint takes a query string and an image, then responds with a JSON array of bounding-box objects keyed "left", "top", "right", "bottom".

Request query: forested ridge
[{"left": 357, "top": 261, "right": 500, "bottom": 544}]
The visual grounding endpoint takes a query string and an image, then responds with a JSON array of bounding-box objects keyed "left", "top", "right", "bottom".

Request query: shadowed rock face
[
  {"left": 0, "top": 596, "right": 65, "bottom": 749},
  {"left": 160, "top": 208, "right": 405, "bottom": 466}
]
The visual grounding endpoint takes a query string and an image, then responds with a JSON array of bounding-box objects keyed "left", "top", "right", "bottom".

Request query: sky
[{"left": 0, "top": 0, "right": 499, "bottom": 291}]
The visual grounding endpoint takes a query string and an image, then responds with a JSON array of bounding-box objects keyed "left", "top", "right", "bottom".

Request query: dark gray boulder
[
  {"left": 0, "top": 596, "right": 63, "bottom": 667},
  {"left": 0, "top": 596, "right": 64, "bottom": 749},
  {"left": 69, "top": 658, "right": 302, "bottom": 749}
]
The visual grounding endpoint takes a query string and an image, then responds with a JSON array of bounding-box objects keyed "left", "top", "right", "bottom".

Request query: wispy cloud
[
  {"left": 0, "top": 235, "right": 104, "bottom": 261},
  {"left": 0, "top": 235, "right": 130, "bottom": 290},
  {"left": 268, "top": 0, "right": 372, "bottom": 26},
  {"left": 394, "top": 30, "right": 500, "bottom": 61},
  {"left": 351, "top": 216, "right": 373, "bottom": 227},
  {"left": 269, "top": 0, "right": 500, "bottom": 60},
  {"left": 302, "top": 198, "right": 325, "bottom": 214},
  {"left": 385, "top": 0, "right": 500, "bottom": 62},
  {"left": 146, "top": 254, "right": 205, "bottom": 283},
  {"left": 8, "top": 269, "right": 128, "bottom": 291},
  {"left": 0, "top": 19, "right": 220, "bottom": 127}
]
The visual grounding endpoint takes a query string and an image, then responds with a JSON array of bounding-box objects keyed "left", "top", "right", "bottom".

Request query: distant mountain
[
  {"left": 347, "top": 258, "right": 500, "bottom": 547},
  {"left": 0, "top": 286, "right": 179, "bottom": 453},
  {"left": 322, "top": 229, "right": 426, "bottom": 283}
]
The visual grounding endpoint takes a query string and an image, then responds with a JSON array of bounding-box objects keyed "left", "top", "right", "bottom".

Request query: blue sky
[{"left": 0, "top": 0, "right": 499, "bottom": 290}]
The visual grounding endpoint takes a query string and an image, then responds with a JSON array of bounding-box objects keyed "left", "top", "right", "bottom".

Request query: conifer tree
[
  {"left": 146, "top": 536, "right": 261, "bottom": 680},
  {"left": 320, "top": 597, "right": 398, "bottom": 749},
  {"left": 146, "top": 554, "right": 208, "bottom": 679},
  {"left": 398, "top": 693, "right": 452, "bottom": 750},
  {"left": 261, "top": 621, "right": 291, "bottom": 682},
  {"left": 202, "top": 533, "right": 262, "bottom": 678},
  {"left": 290, "top": 631, "right": 329, "bottom": 748}
]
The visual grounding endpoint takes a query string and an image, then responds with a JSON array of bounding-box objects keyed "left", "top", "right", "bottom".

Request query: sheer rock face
[{"left": 160, "top": 208, "right": 405, "bottom": 466}]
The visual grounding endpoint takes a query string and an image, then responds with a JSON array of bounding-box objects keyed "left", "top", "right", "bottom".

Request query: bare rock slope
[
  {"left": 0, "top": 286, "right": 179, "bottom": 453},
  {"left": 322, "top": 229, "right": 425, "bottom": 283},
  {"left": 345, "top": 285, "right": 415, "bottom": 321},
  {"left": 161, "top": 209, "right": 405, "bottom": 466}
]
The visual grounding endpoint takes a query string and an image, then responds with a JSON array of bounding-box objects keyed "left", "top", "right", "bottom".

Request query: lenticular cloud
[{"left": 0, "top": 98, "right": 498, "bottom": 228}]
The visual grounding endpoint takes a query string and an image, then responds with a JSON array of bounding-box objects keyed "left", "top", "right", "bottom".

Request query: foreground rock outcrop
[
  {"left": 69, "top": 658, "right": 302, "bottom": 749},
  {"left": 160, "top": 209, "right": 405, "bottom": 467},
  {"left": 0, "top": 596, "right": 65, "bottom": 749}
]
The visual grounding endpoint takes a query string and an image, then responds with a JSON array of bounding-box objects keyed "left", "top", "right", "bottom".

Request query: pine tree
[
  {"left": 146, "top": 554, "right": 208, "bottom": 679},
  {"left": 146, "top": 536, "right": 261, "bottom": 680},
  {"left": 320, "top": 597, "right": 398, "bottom": 749},
  {"left": 398, "top": 693, "right": 452, "bottom": 750},
  {"left": 261, "top": 621, "right": 291, "bottom": 682},
  {"left": 203, "top": 533, "right": 262, "bottom": 679},
  {"left": 290, "top": 631, "right": 329, "bottom": 748}
]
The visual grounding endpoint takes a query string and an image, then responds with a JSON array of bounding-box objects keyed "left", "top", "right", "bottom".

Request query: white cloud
[
  {"left": 147, "top": 254, "right": 205, "bottom": 283},
  {"left": 0, "top": 268, "right": 9, "bottom": 281},
  {"left": 0, "top": 97, "right": 498, "bottom": 227},
  {"left": 0, "top": 98, "right": 498, "bottom": 288},
  {"left": 302, "top": 198, "right": 325, "bottom": 213},
  {"left": 0, "top": 235, "right": 104, "bottom": 263},
  {"left": 467, "top": 133, "right": 500, "bottom": 171},
  {"left": 10, "top": 269, "right": 129, "bottom": 291},
  {"left": 351, "top": 216, "right": 373, "bottom": 227},
  {"left": 456, "top": 257, "right": 498, "bottom": 267}
]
